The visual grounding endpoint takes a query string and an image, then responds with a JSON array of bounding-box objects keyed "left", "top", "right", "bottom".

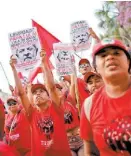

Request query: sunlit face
[
  {"left": 7, "top": 100, "right": 19, "bottom": 113},
  {"left": 95, "top": 48, "right": 130, "bottom": 80},
  {"left": 16, "top": 45, "right": 38, "bottom": 62},
  {"left": 79, "top": 63, "right": 92, "bottom": 75},
  {"left": 87, "top": 75, "right": 103, "bottom": 94},
  {"left": 32, "top": 88, "right": 49, "bottom": 106}
]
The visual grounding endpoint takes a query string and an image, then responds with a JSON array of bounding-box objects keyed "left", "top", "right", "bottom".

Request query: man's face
[
  {"left": 87, "top": 75, "right": 103, "bottom": 94},
  {"left": 16, "top": 45, "right": 37, "bottom": 62},
  {"left": 79, "top": 63, "right": 92, "bottom": 75},
  {"left": 7, "top": 100, "right": 19, "bottom": 113},
  {"left": 32, "top": 88, "right": 49, "bottom": 106},
  {"left": 95, "top": 48, "right": 130, "bottom": 79}
]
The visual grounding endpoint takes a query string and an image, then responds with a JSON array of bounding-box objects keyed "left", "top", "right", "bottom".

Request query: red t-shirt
[
  {"left": 0, "top": 141, "right": 20, "bottom": 156},
  {"left": 5, "top": 109, "right": 31, "bottom": 156},
  {"left": 80, "top": 86, "right": 131, "bottom": 156},
  {"left": 63, "top": 101, "right": 79, "bottom": 131},
  {"left": 0, "top": 99, "right": 5, "bottom": 139},
  {"left": 77, "top": 78, "right": 90, "bottom": 108},
  {"left": 28, "top": 103, "right": 71, "bottom": 156}
]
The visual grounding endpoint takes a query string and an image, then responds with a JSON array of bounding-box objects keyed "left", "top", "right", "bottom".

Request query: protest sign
[
  {"left": 53, "top": 43, "right": 74, "bottom": 76},
  {"left": 70, "top": 20, "right": 92, "bottom": 52},
  {"left": 8, "top": 27, "right": 41, "bottom": 72}
]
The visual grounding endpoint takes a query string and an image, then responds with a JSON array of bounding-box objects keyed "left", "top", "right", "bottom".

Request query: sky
[{"left": 0, "top": 0, "right": 103, "bottom": 94}]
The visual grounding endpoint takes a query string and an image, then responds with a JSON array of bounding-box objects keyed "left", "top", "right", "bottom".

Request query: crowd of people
[{"left": 0, "top": 37, "right": 131, "bottom": 156}]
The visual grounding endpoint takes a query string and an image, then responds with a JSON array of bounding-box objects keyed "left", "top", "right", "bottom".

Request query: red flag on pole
[
  {"left": 32, "top": 20, "right": 60, "bottom": 58},
  {"left": 28, "top": 20, "right": 60, "bottom": 83},
  {"left": 28, "top": 66, "right": 42, "bottom": 82}
]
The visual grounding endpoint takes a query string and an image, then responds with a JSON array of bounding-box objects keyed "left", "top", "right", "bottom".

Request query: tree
[{"left": 95, "top": 1, "right": 131, "bottom": 46}]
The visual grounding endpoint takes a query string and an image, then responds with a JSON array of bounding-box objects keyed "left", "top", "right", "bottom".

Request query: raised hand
[
  {"left": 40, "top": 49, "right": 47, "bottom": 63},
  {"left": 9, "top": 55, "right": 17, "bottom": 69}
]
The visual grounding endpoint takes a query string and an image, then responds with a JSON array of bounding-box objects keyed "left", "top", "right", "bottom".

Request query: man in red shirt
[
  {"left": 84, "top": 72, "right": 103, "bottom": 95},
  {"left": 80, "top": 38, "right": 131, "bottom": 156},
  {"left": 78, "top": 59, "right": 92, "bottom": 107},
  {"left": 0, "top": 98, "right": 19, "bottom": 156},
  {"left": 9, "top": 54, "right": 71, "bottom": 156},
  {"left": 78, "top": 58, "right": 92, "bottom": 79},
  {"left": 0, "top": 98, "right": 5, "bottom": 140},
  {"left": 4, "top": 96, "right": 31, "bottom": 156}
]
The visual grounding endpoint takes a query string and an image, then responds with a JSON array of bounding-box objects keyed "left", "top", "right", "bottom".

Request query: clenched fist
[{"left": 9, "top": 55, "right": 17, "bottom": 69}]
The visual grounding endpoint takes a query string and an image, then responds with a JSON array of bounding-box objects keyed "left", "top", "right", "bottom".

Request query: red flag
[
  {"left": 29, "top": 20, "right": 60, "bottom": 83},
  {"left": 18, "top": 72, "right": 24, "bottom": 79},
  {"left": 32, "top": 20, "right": 60, "bottom": 58},
  {"left": 28, "top": 67, "right": 42, "bottom": 82}
]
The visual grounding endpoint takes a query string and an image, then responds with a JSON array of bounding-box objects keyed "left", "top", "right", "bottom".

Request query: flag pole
[{"left": 0, "top": 62, "right": 10, "bottom": 85}]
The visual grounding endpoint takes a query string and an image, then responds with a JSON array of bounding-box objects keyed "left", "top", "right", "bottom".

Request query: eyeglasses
[
  {"left": 7, "top": 100, "right": 17, "bottom": 106},
  {"left": 79, "top": 63, "right": 90, "bottom": 69}
]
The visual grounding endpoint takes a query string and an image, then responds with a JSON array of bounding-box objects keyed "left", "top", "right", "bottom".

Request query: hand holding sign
[
  {"left": 40, "top": 49, "right": 47, "bottom": 63},
  {"left": 9, "top": 55, "right": 17, "bottom": 69}
]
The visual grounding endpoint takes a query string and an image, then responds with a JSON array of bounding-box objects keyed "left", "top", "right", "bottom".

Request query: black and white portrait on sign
[
  {"left": 8, "top": 27, "right": 41, "bottom": 72},
  {"left": 72, "top": 32, "right": 90, "bottom": 46},
  {"left": 15, "top": 44, "right": 38, "bottom": 63}
]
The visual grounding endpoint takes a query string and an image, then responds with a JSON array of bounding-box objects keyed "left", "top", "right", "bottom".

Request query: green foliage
[{"left": 95, "top": 1, "right": 131, "bottom": 46}]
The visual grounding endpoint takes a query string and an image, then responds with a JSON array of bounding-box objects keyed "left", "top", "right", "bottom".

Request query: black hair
[{"left": 93, "top": 46, "right": 131, "bottom": 73}]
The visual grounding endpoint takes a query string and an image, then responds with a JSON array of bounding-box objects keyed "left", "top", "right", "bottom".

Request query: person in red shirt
[
  {"left": 55, "top": 82, "right": 84, "bottom": 156},
  {"left": 0, "top": 98, "right": 19, "bottom": 156},
  {"left": 80, "top": 38, "right": 131, "bottom": 156},
  {"left": 84, "top": 72, "right": 104, "bottom": 95},
  {"left": 78, "top": 58, "right": 92, "bottom": 79},
  {"left": 40, "top": 48, "right": 84, "bottom": 156},
  {"left": 4, "top": 96, "right": 31, "bottom": 156},
  {"left": 9, "top": 53, "right": 71, "bottom": 156},
  {"left": 78, "top": 59, "right": 92, "bottom": 107},
  {"left": 0, "top": 98, "right": 5, "bottom": 140}
]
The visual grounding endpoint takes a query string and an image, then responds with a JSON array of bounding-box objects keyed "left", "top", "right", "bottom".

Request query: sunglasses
[
  {"left": 7, "top": 100, "right": 17, "bottom": 106},
  {"left": 79, "top": 63, "right": 90, "bottom": 69}
]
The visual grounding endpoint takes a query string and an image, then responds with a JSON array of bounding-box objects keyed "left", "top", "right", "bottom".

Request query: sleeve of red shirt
[{"left": 80, "top": 105, "right": 93, "bottom": 141}]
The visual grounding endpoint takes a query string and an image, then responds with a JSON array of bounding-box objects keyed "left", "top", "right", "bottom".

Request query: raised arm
[
  {"left": 40, "top": 50, "right": 61, "bottom": 107},
  {"left": 9, "top": 56, "right": 31, "bottom": 113}
]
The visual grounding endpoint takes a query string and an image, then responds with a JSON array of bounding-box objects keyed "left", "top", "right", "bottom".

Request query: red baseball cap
[
  {"left": 7, "top": 96, "right": 18, "bottom": 103},
  {"left": 79, "top": 58, "right": 90, "bottom": 66},
  {"left": 31, "top": 84, "right": 48, "bottom": 94},
  {"left": 92, "top": 38, "right": 128, "bottom": 59},
  {"left": 84, "top": 72, "right": 101, "bottom": 82}
]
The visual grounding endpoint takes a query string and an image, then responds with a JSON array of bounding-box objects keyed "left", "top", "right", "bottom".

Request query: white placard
[
  {"left": 8, "top": 27, "right": 41, "bottom": 72},
  {"left": 70, "top": 20, "right": 92, "bottom": 52}
]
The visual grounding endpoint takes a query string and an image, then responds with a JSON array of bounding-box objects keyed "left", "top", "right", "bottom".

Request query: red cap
[
  {"left": 31, "top": 84, "right": 47, "bottom": 93},
  {"left": 84, "top": 72, "right": 101, "bottom": 82},
  {"left": 79, "top": 58, "right": 90, "bottom": 66},
  {"left": 7, "top": 96, "right": 18, "bottom": 103},
  {"left": 92, "top": 39, "right": 128, "bottom": 59}
]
